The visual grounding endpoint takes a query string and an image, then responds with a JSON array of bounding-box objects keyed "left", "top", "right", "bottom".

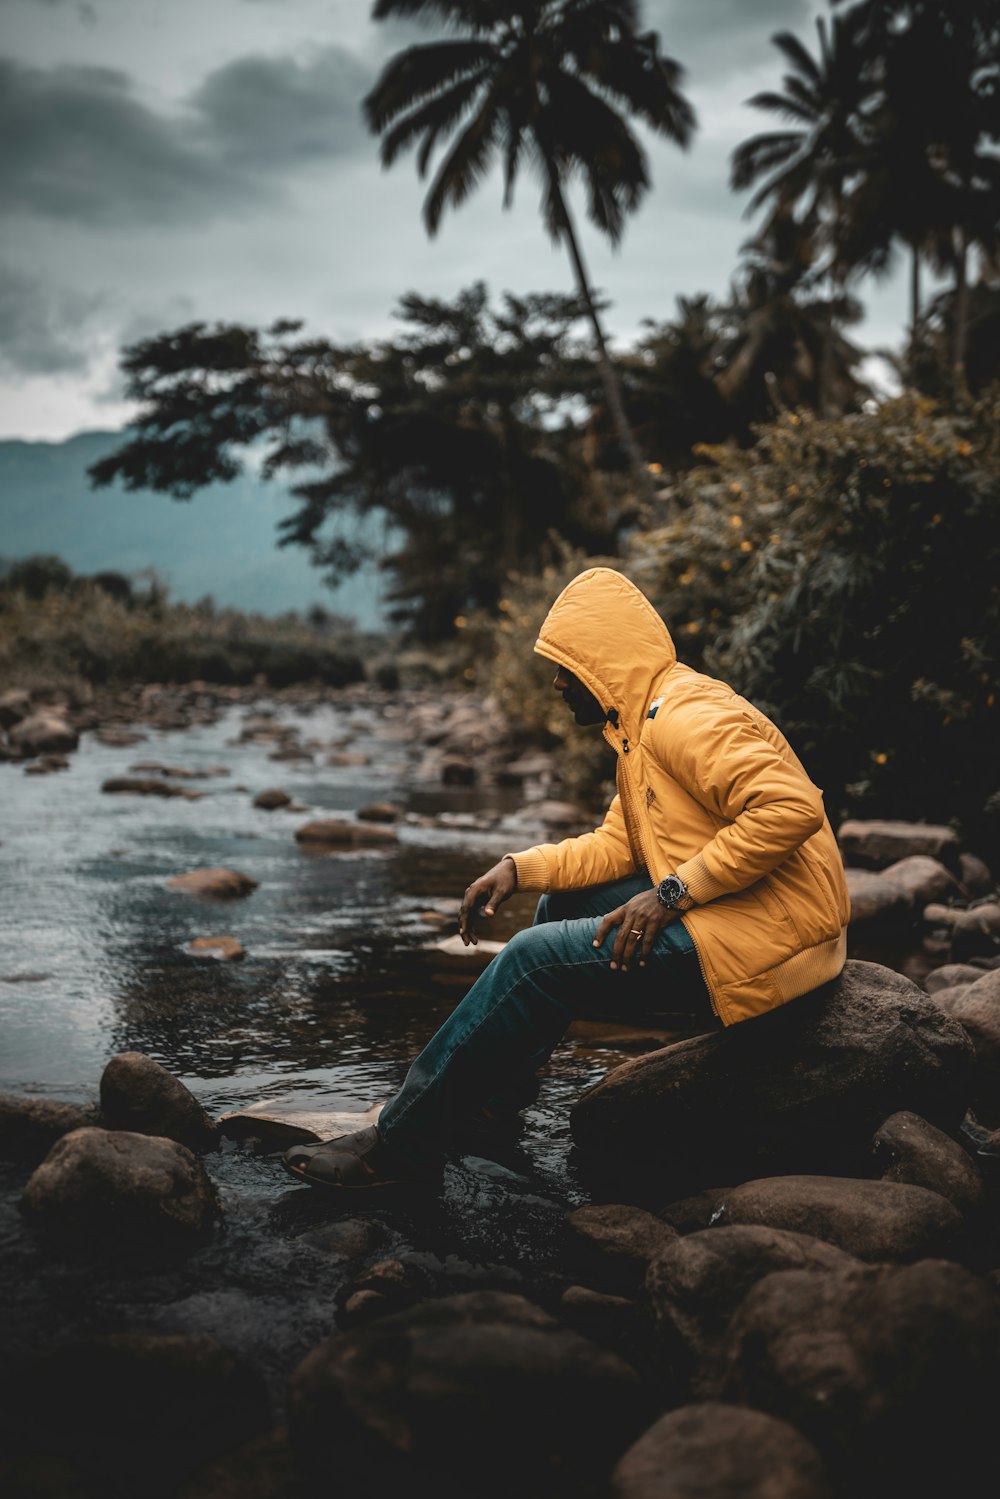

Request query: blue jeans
[{"left": 378, "top": 876, "right": 712, "bottom": 1165}]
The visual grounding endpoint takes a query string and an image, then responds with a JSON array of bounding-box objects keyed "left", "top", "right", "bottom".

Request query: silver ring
[{"left": 630, "top": 928, "right": 643, "bottom": 938}]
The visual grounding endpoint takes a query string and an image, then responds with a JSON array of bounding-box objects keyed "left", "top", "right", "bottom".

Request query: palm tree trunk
[{"left": 547, "top": 174, "right": 658, "bottom": 508}]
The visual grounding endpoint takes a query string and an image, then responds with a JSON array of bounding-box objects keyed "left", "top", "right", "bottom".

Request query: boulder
[
  {"left": 0, "top": 1095, "right": 98, "bottom": 1164},
  {"left": 720, "top": 1259, "right": 1000, "bottom": 1498},
  {"left": 356, "top": 800, "right": 402, "bottom": 823},
  {"left": 882, "top": 855, "right": 960, "bottom": 908},
  {"left": 166, "top": 868, "right": 258, "bottom": 898},
  {"left": 294, "top": 818, "right": 397, "bottom": 847},
  {"left": 923, "top": 900, "right": 1000, "bottom": 961},
  {"left": 838, "top": 818, "right": 962, "bottom": 872},
  {"left": 611, "top": 1403, "right": 833, "bottom": 1499},
  {"left": 565, "top": 1203, "right": 679, "bottom": 1295},
  {"left": 103, "top": 776, "right": 199, "bottom": 799},
  {"left": 21, "top": 1127, "right": 220, "bottom": 1246},
  {"left": 959, "top": 851, "right": 994, "bottom": 898},
  {"left": 9, "top": 712, "right": 78, "bottom": 756},
  {"left": 287, "top": 1290, "right": 653, "bottom": 1499},
  {"left": 100, "top": 1051, "right": 218, "bottom": 1149},
  {"left": 927, "top": 969, "right": 1000, "bottom": 1118},
  {"left": 871, "top": 1110, "right": 985, "bottom": 1222},
  {"left": 706, "top": 1174, "right": 965, "bottom": 1262},
  {"left": 570, "top": 962, "right": 975, "bottom": 1194},
  {"left": 644, "top": 1225, "right": 861, "bottom": 1397},
  {"left": 252, "top": 788, "right": 291, "bottom": 810},
  {"left": 925, "top": 962, "right": 986, "bottom": 994},
  {"left": 0, "top": 687, "right": 31, "bottom": 729},
  {"left": 845, "top": 868, "right": 911, "bottom": 932}
]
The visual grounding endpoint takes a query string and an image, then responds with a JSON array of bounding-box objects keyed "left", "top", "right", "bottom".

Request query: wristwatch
[{"left": 656, "top": 874, "right": 691, "bottom": 911}]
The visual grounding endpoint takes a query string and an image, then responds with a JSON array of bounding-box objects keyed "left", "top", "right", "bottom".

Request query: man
[{"left": 283, "top": 567, "right": 850, "bottom": 1190}]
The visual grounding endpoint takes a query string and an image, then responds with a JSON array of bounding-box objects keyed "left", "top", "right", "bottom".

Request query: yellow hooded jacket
[{"left": 507, "top": 568, "right": 850, "bottom": 1026}]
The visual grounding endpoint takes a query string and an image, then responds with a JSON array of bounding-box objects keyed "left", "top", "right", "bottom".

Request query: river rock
[
  {"left": 10, "top": 1332, "right": 269, "bottom": 1499},
  {"left": 923, "top": 900, "right": 1000, "bottom": 960},
  {"left": 287, "top": 1290, "right": 653, "bottom": 1499},
  {"left": 24, "top": 752, "right": 70, "bottom": 774},
  {"left": 707, "top": 1175, "right": 965, "bottom": 1262},
  {"left": 294, "top": 818, "right": 397, "bottom": 847},
  {"left": 356, "top": 800, "right": 402, "bottom": 822},
  {"left": 720, "top": 1259, "right": 1000, "bottom": 1498},
  {"left": 565, "top": 1203, "right": 679, "bottom": 1295},
  {"left": 9, "top": 711, "right": 79, "bottom": 756},
  {"left": 252, "top": 787, "right": 291, "bottom": 809},
  {"left": 644, "top": 1225, "right": 861, "bottom": 1398},
  {"left": 167, "top": 867, "right": 258, "bottom": 898},
  {"left": 871, "top": 1110, "right": 986, "bottom": 1221},
  {"left": 882, "top": 854, "right": 961, "bottom": 907},
  {"left": 844, "top": 868, "right": 911, "bottom": 932},
  {"left": 927, "top": 969, "right": 1000, "bottom": 1116},
  {"left": 174, "top": 1428, "right": 297, "bottom": 1499},
  {"left": 100, "top": 1051, "right": 218, "bottom": 1149},
  {"left": 21, "top": 1127, "right": 220, "bottom": 1245},
  {"left": 185, "top": 936, "right": 245, "bottom": 962},
  {"left": 103, "top": 776, "right": 199, "bottom": 798},
  {"left": 959, "top": 851, "right": 994, "bottom": 898},
  {"left": 925, "top": 962, "right": 987, "bottom": 993},
  {"left": 838, "top": 818, "right": 962, "bottom": 872},
  {"left": 569, "top": 962, "right": 975, "bottom": 1195},
  {"left": 0, "top": 687, "right": 31, "bottom": 728},
  {"left": 611, "top": 1402, "right": 833, "bottom": 1499},
  {"left": 0, "top": 1095, "right": 98, "bottom": 1164}
]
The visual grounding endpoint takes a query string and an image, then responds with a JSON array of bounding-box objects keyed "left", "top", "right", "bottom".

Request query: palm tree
[{"left": 364, "top": 0, "right": 696, "bottom": 505}]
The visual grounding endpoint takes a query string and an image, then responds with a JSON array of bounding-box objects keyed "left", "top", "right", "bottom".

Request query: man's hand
[
  {"left": 458, "top": 857, "right": 518, "bottom": 945},
  {"left": 593, "top": 888, "right": 678, "bottom": 972}
]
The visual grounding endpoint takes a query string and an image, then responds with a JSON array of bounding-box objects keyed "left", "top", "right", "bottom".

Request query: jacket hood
[{"left": 534, "top": 568, "right": 677, "bottom": 740}]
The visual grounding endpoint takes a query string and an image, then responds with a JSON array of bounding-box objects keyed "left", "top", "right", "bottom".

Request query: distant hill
[{"left": 0, "top": 429, "right": 389, "bottom": 628}]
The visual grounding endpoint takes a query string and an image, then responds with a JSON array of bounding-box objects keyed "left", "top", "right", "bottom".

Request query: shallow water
[{"left": 0, "top": 693, "right": 628, "bottom": 1195}]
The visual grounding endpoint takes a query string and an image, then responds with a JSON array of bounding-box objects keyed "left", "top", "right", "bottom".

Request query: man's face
[{"left": 550, "top": 663, "right": 605, "bottom": 727}]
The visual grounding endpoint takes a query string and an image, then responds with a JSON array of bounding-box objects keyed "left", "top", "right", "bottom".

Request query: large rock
[
  {"left": 923, "top": 900, "right": 1000, "bottom": 961},
  {"left": 287, "top": 1290, "right": 653, "bottom": 1499},
  {"left": 0, "top": 1095, "right": 98, "bottom": 1164},
  {"left": 9, "top": 711, "right": 79, "bottom": 756},
  {"left": 100, "top": 1051, "right": 218, "bottom": 1150},
  {"left": 102, "top": 776, "right": 199, "bottom": 799},
  {"left": 21, "top": 1127, "right": 220, "bottom": 1246},
  {"left": 705, "top": 1175, "right": 965, "bottom": 1262},
  {"left": 871, "top": 1110, "right": 986, "bottom": 1222},
  {"left": 564, "top": 1203, "right": 679, "bottom": 1295},
  {"left": 294, "top": 818, "right": 397, "bottom": 847},
  {"left": 926, "top": 968, "right": 1000, "bottom": 1119},
  {"left": 611, "top": 1403, "right": 833, "bottom": 1499},
  {"left": 838, "top": 818, "right": 962, "bottom": 872},
  {"left": 720, "top": 1259, "right": 1000, "bottom": 1498},
  {"left": 570, "top": 962, "right": 975, "bottom": 1194},
  {"left": 645, "top": 1225, "right": 861, "bottom": 1397}
]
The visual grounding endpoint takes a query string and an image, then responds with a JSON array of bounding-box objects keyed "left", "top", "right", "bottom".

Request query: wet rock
[
  {"left": 656, "top": 1187, "right": 732, "bottom": 1234},
  {"left": 644, "top": 1225, "right": 861, "bottom": 1398},
  {"left": 0, "top": 1095, "right": 98, "bottom": 1164},
  {"left": 185, "top": 936, "right": 245, "bottom": 962},
  {"left": 10, "top": 1333, "right": 269, "bottom": 1499},
  {"left": 556, "top": 1286, "right": 664, "bottom": 1395},
  {"left": 10, "top": 712, "right": 79, "bottom": 756},
  {"left": 21, "top": 1127, "right": 220, "bottom": 1246},
  {"left": 294, "top": 818, "right": 397, "bottom": 847},
  {"left": 708, "top": 1174, "right": 965, "bottom": 1262},
  {"left": 441, "top": 755, "right": 476, "bottom": 785},
  {"left": 531, "top": 798, "right": 592, "bottom": 829},
  {"left": 100, "top": 1051, "right": 219, "bottom": 1149},
  {"left": 882, "top": 854, "right": 960, "bottom": 908},
  {"left": 871, "top": 1110, "right": 985, "bottom": 1223},
  {"left": 720, "top": 1259, "right": 1000, "bottom": 1498},
  {"left": 959, "top": 851, "right": 995, "bottom": 899},
  {"left": 103, "top": 776, "right": 200, "bottom": 799},
  {"left": 570, "top": 961, "right": 975, "bottom": 1194},
  {"left": 356, "top": 800, "right": 402, "bottom": 822},
  {"left": 174, "top": 1428, "right": 297, "bottom": 1499},
  {"left": 925, "top": 962, "right": 987, "bottom": 994},
  {"left": 337, "top": 1256, "right": 440, "bottom": 1328},
  {"left": 923, "top": 899, "right": 1000, "bottom": 961},
  {"left": 325, "top": 749, "right": 368, "bottom": 766},
  {"left": 0, "top": 687, "right": 31, "bottom": 729},
  {"left": 95, "top": 726, "right": 148, "bottom": 746},
  {"left": 565, "top": 1203, "right": 679, "bottom": 1295},
  {"left": 288, "top": 1290, "right": 652, "bottom": 1499},
  {"left": 495, "top": 750, "right": 557, "bottom": 786},
  {"left": 927, "top": 969, "right": 1000, "bottom": 1115},
  {"left": 167, "top": 867, "right": 259, "bottom": 898},
  {"left": 24, "top": 753, "right": 70, "bottom": 775},
  {"left": 838, "top": 818, "right": 962, "bottom": 872},
  {"left": 611, "top": 1402, "right": 833, "bottom": 1499},
  {"left": 296, "top": 1216, "right": 383, "bottom": 1264},
  {"left": 845, "top": 868, "right": 910, "bottom": 932},
  {"left": 252, "top": 788, "right": 291, "bottom": 810}
]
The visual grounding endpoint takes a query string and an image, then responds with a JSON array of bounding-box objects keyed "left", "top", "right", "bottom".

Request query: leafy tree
[
  {"left": 908, "top": 273, "right": 1000, "bottom": 399},
  {"left": 364, "top": 0, "right": 696, "bottom": 505},
  {"left": 88, "top": 284, "right": 621, "bottom": 640},
  {"left": 627, "top": 393, "right": 1000, "bottom": 857}
]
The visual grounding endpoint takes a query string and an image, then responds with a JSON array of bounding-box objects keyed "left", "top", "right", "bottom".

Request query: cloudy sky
[{"left": 2, "top": 0, "right": 915, "bottom": 442}]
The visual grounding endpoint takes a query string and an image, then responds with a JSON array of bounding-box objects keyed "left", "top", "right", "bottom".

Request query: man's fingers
[{"left": 593, "top": 906, "right": 624, "bottom": 950}]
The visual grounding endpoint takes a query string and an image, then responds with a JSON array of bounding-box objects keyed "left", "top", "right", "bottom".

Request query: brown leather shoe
[{"left": 282, "top": 1125, "right": 431, "bottom": 1190}]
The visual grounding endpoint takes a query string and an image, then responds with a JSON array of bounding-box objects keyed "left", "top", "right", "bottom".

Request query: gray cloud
[
  {"left": 0, "top": 264, "right": 106, "bottom": 374},
  {"left": 639, "top": 0, "right": 815, "bottom": 85},
  {"left": 189, "top": 47, "right": 374, "bottom": 168}
]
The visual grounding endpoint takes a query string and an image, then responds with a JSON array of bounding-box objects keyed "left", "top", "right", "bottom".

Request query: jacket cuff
[
  {"left": 676, "top": 852, "right": 728, "bottom": 906},
  {"left": 508, "top": 848, "right": 551, "bottom": 892}
]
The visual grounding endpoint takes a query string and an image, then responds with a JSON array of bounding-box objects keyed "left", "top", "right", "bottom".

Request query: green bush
[{"left": 628, "top": 392, "right": 1000, "bottom": 856}]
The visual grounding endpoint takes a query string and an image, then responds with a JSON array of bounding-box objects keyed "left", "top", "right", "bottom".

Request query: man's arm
[{"left": 507, "top": 793, "right": 638, "bottom": 894}]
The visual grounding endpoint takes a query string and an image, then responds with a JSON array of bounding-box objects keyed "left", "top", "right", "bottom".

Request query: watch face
[{"left": 659, "top": 876, "right": 685, "bottom": 907}]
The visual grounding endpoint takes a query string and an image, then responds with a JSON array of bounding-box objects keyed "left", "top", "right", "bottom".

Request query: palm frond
[
  {"left": 364, "top": 40, "right": 496, "bottom": 131},
  {"left": 771, "top": 29, "right": 822, "bottom": 86},
  {"left": 423, "top": 88, "right": 502, "bottom": 235},
  {"left": 731, "top": 132, "right": 806, "bottom": 192},
  {"left": 377, "top": 71, "right": 486, "bottom": 169},
  {"left": 560, "top": 27, "right": 696, "bottom": 146},
  {"left": 744, "top": 90, "right": 818, "bottom": 127},
  {"left": 539, "top": 71, "right": 647, "bottom": 242}
]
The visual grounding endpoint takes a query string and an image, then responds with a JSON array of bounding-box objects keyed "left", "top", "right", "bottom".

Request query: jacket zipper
[{"left": 615, "top": 726, "right": 720, "bottom": 1021}]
